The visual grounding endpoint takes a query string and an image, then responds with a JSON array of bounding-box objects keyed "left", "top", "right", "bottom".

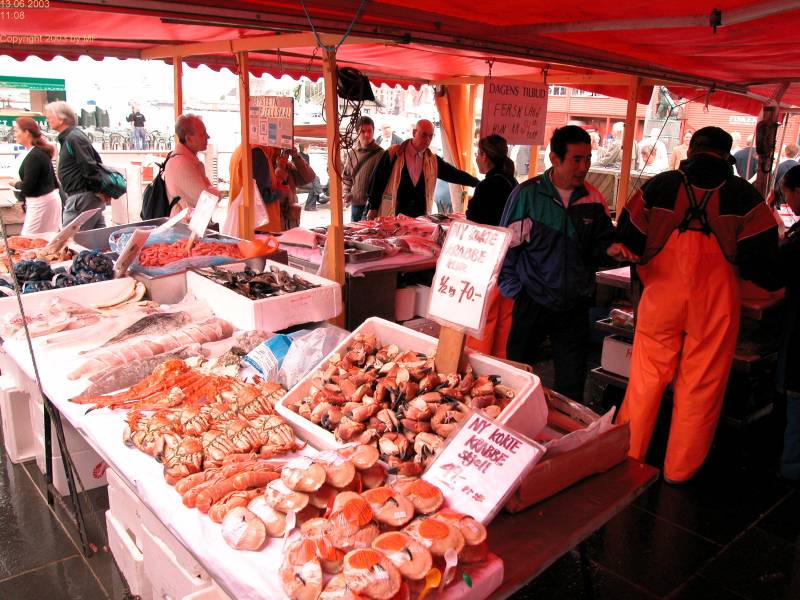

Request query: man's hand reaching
[{"left": 607, "top": 242, "right": 640, "bottom": 263}]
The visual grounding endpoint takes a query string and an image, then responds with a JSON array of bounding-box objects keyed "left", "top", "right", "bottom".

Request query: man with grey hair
[
  {"left": 598, "top": 121, "right": 640, "bottom": 170},
  {"left": 164, "top": 114, "right": 220, "bottom": 216},
  {"left": 45, "top": 100, "right": 108, "bottom": 230}
]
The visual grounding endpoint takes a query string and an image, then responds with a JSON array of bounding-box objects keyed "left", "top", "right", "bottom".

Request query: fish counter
[{"left": 0, "top": 273, "right": 523, "bottom": 599}]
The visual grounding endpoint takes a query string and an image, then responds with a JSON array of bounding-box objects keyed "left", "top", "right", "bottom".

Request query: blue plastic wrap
[{"left": 109, "top": 227, "right": 242, "bottom": 277}]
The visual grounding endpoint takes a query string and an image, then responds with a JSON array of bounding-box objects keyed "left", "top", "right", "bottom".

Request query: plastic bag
[
  {"left": 109, "top": 227, "right": 243, "bottom": 277},
  {"left": 221, "top": 180, "right": 268, "bottom": 237},
  {"left": 279, "top": 325, "right": 350, "bottom": 389}
]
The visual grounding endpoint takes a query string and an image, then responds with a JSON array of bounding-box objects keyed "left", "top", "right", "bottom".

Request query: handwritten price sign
[
  {"left": 423, "top": 412, "right": 545, "bottom": 524},
  {"left": 427, "top": 220, "right": 511, "bottom": 335}
]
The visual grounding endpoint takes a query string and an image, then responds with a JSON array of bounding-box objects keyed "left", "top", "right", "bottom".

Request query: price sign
[
  {"left": 423, "top": 412, "right": 545, "bottom": 524},
  {"left": 427, "top": 220, "right": 511, "bottom": 336},
  {"left": 249, "top": 95, "right": 294, "bottom": 149},
  {"left": 46, "top": 207, "right": 102, "bottom": 252},
  {"left": 479, "top": 78, "right": 548, "bottom": 145},
  {"left": 188, "top": 191, "right": 219, "bottom": 238},
  {"left": 113, "top": 228, "right": 151, "bottom": 278}
]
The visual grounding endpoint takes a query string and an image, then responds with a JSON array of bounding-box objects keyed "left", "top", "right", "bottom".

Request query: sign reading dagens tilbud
[
  {"left": 423, "top": 412, "right": 545, "bottom": 524},
  {"left": 427, "top": 220, "right": 511, "bottom": 337},
  {"left": 479, "top": 78, "right": 548, "bottom": 145}
]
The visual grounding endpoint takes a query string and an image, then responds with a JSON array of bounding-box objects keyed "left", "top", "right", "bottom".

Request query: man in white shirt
[{"left": 164, "top": 114, "right": 220, "bottom": 216}]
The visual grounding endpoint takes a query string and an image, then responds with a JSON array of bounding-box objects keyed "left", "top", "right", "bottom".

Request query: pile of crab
[
  {"left": 284, "top": 333, "right": 517, "bottom": 475},
  {"left": 221, "top": 444, "right": 491, "bottom": 599}
]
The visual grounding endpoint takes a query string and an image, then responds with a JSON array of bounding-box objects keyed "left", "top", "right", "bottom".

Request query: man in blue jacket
[{"left": 499, "top": 125, "right": 616, "bottom": 400}]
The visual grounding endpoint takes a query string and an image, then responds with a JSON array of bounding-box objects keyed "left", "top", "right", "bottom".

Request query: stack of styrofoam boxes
[
  {"left": 28, "top": 388, "right": 108, "bottom": 495},
  {"left": 0, "top": 374, "right": 36, "bottom": 463},
  {"left": 106, "top": 468, "right": 232, "bottom": 600}
]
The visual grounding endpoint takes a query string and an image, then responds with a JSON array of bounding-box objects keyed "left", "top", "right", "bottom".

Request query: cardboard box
[
  {"left": 185, "top": 260, "right": 341, "bottom": 332},
  {"left": 277, "top": 317, "right": 547, "bottom": 450},
  {"left": 505, "top": 391, "right": 629, "bottom": 512},
  {"left": 601, "top": 334, "right": 633, "bottom": 378}
]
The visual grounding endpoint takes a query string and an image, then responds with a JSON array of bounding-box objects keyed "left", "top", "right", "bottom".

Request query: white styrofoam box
[
  {"left": 394, "top": 287, "right": 416, "bottom": 321},
  {"left": 107, "top": 468, "right": 155, "bottom": 552},
  {"left": 277, "top": 317, "right": 547, "bottom": 451},
  {"left": 413, "top": 284, "right": 431, "bottom": 318},
  {"left": 0, "top": 276, "right": 138, "bottom": 313},
  {"left": 28, "top": 391, "right": 92, "bottom": 456},
  {"left": 0, "top": 375, "right": 36, "bottom": 463},
  {"left": 141, "top": 523, "right": 213, "bottom": 600},
  {"left": 185, "top": 260, "right": 341, "bottom": 332},
  {"left": 106, "top": 510, "right": 153, "bottom": 600},
  {"left": 140, "top": 505, "right": 210, "bottom": 585},
  {"left": 601, "top": 334, "right": 633, "bottom": 378},
  {"left": 35, "top": 435, "right": 108, "bottom": 495},
  {"left": 183, "top": 583, "right": 234, "bottom": 600}
]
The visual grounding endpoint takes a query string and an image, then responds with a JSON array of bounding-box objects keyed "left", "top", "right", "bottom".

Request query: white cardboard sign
[
  {"left": 113, "top": 228, "right": 151, "bottom": 278},
  {"left": 249, "top": 95, "right": 294, "bottom": 149},
  {"left": 479, "top": 78, "right": 548, "bottom": 145},
  {"left": 46, "top": 207, "right": 102, "bottom": 251},
  {"left": 188, "top": 191, "right": 219, "bottom": 238},
  {"left": 423, "top": 412, "right": 545, "bottom": 524},
  {"left": 427, "top": 220, "right": 511, "bottom": 336}
]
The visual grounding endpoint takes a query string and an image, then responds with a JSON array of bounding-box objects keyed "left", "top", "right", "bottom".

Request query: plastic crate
[
  {"left": 106, "top": 468, "right": 153, "bottom": 552},
  {"left": 106, "top": 510, "right": 152, "bottom": 600},
  {"left": 34, "top": 435, "right": 107, "bottom": 495}
]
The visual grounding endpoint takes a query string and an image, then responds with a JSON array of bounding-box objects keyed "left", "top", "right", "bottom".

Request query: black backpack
[{"left": 140, "top": 153, "right": 181, "bottom": 220}]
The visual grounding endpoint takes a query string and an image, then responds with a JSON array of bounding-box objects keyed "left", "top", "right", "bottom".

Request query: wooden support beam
[
  {"left": 616, "top": 76, "right": 641, "bottom": 213},
  {"left": 173, "top": 59, "right": 183, "bottom": 122},
  {"left": 236, "top": 51, "right": 255, "bottom": 240},
  {"left": 435, "top": 327, "right": 466, "bottom": 374},
  {"left": 320, "top": 49, "right": 345, "bottom": 327},
  {"left": 528, "top": 145, "right": 540, "bottom": 178},
  {"left": 142, "top": 32, "right": 381, "bottom": 60}
]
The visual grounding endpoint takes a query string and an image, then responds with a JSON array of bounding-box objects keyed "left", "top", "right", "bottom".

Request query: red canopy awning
[{"left": 2, "top": 1, "right": 799, "bottom": 114}]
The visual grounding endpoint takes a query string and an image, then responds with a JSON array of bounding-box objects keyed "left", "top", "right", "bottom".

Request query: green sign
[
  {"left": 0, "top": 76, "right": 66, "bottom": 91},
  {"left": 0, "top": 115, "right": 47, "bottom": 127}
]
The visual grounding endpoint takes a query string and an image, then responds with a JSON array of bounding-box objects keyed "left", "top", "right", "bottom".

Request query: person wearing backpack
[
  {"left": 45, "top": 101, "right": 108, "bottom": 231},
  {"left": 164, "top": 114, "right": 220, "bottom": 216},
  {"left": 342, "top": 116, "right": 383, "bottom": 222}
]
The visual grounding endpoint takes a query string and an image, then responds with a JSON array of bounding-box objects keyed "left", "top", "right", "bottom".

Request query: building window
[
  {"left": 571, "top": 88, "right": 606, "bottom": 98},
  {"left": 549, "top": 85, "right": 567, "bottom": 97}
]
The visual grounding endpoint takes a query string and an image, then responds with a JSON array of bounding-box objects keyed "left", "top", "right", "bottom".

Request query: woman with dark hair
[
  {"left": 12, "top": 117, "right": 61, "bottom": 234},
  {"left": 466, "top": 134, "right": 517, "bottom": 226},
  {"left": 778, "top": 165, "right": 800, "bottom": 481},
  {"left": 466, "top": 134, "right": 517, "bottom": 358}
]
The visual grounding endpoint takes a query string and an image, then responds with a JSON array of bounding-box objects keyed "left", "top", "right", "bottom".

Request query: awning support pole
[
  {"left": 173, "top": 59, "right": 183, "bottom": 122},
  {"left": 616, "top": 76, "right": 640, "bottom": 212},
  {"left": 320, "top": 48, "right": 346, "bottom": 327},
  {"left": 237, "top": 51, "right": 255, "bottom": 240}
]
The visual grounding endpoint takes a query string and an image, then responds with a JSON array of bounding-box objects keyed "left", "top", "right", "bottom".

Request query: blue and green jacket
[{"left": 499, "top": 169, "right": 616, "bottom": 310}]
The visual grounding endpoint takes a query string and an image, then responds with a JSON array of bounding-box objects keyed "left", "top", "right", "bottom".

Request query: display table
[
  {"left": 286, "top": 245, "right": 437, "bottom": 330},
  {"left": 489, "top": 458, "right": 658, "bottom": 599}
]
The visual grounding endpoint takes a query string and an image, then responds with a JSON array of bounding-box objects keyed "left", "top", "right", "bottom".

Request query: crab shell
[
  {"left": 247, "top": 495, "right": 287, "bottom": 537},
  {"left": 342, "top": 548, "right": 402, "bottom": 599},
  {"left": 301, "top": 518, "right": 345, "bottom": 574},
  {"left": 390, "top": 478, "right": 444, "bottom": 514},
  {"left": 433, "top": 507, "right": 488, "bottom": 546},
  {"left": 280, "top": 538, "right": 323, "bottom": 600},
  {"left": 316, "top": 450, "right": 357, "bottom": 488},
  {"left": 281, "top": 457, "right": 327, "bottom": 493},
  {"left": 360, "top": 487, "right": 414, "bottom": 528},
  {"left": 221, "top": 507, "right": 266, "bottom": 551},
  {"left": 371, "top": 531, "right": 433, "bottom": 581},
  {"left": 360, "top": 463, "right": 387, "bottom": 489},
  {"left": 319, "top": 573, "right": 367, "bottom": 599},
  {"left": 264, "top": 478, "right": 310, "bottom": 513},
  {"left": 309, "top": 483, "right": 339, "bottom": 509},
  {"left": 403, "top": 517, "right": 465, "bottom": 557},
  {"left": 338, "top": 444, "right": 380, "bottom": 470}
]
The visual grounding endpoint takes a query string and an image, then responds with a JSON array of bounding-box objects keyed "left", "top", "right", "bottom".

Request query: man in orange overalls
[{"left": 610, "top": 127, "right": 781, "bottom": 483}]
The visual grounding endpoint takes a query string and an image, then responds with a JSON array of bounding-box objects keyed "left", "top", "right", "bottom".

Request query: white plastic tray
[
  {"left": 186, "top": 260, "right": 342, "bottom": 332},
  {"left": 276, "top": 317, "right": 547, "bottom": 451}
]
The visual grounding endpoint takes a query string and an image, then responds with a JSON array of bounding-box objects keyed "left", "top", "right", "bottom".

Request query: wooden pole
[
  {"left": 173, "top": 58, "right": 183, "bottom": 122},
  {"left": 236, "top": 51, "right": 255, "bottom": 240},
  {"left": 616, "top": 76, "right": 641, "bottom": 212},
  {"left": 528, "top": 145, "right": 540, "bottom": 178},
  {"left": 435, "top": 326, "right": 466, "bottom": 374},
  {"left": 320, "top": 49, "right": 345, "bottom": 327}
]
